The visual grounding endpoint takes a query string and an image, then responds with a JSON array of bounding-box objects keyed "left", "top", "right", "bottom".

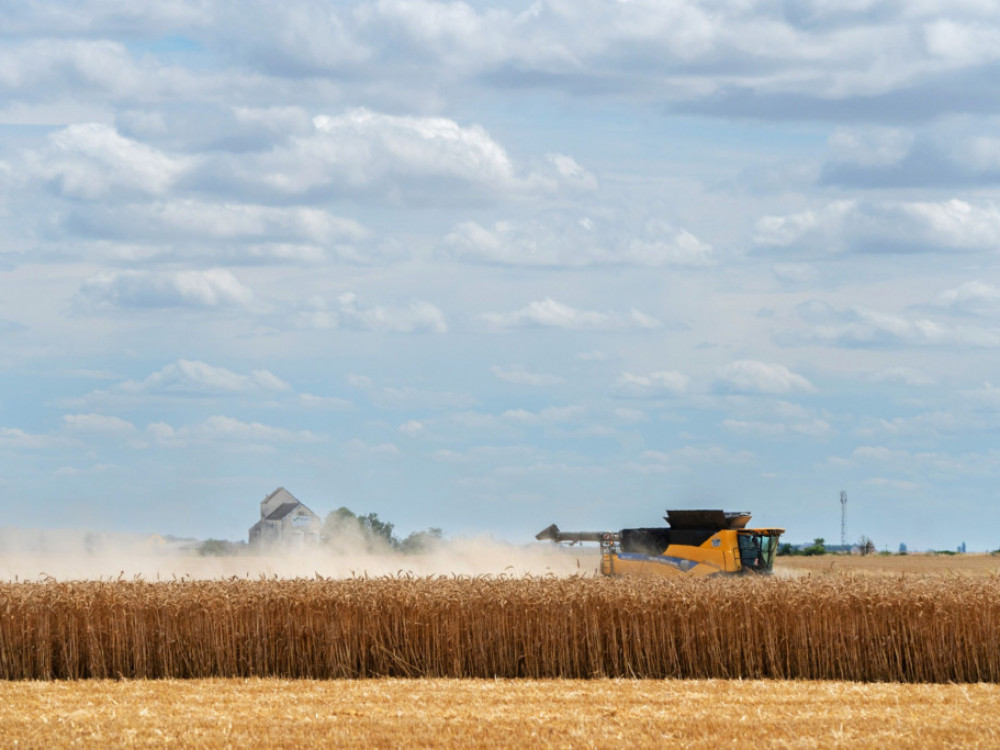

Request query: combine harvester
[{"left": 536, "top": 510, "right": 784, "bottom": 578}]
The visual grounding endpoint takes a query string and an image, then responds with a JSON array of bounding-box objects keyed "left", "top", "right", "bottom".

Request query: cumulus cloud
[
  {"left": 932, "top": 281, "right": 1000, "bottom": 317},
  {"left": 295, "top": 292, "right": 447, "bottom": 333},
  {"left": 76, "top": 268, "right": 254, "bottom": 310},
  {"left": 614, "top": 370, "right": 690, "bottom": 396},
  {"left": 0, "top": 426, "right": 73, "bottom": 450},
  {"left": 854, "top": 412, "right": 963, "bottom": 439},
  {"left": 817, "top": 125, "right": 1000, "bottom": 188},
  {"left": 480, "top": 298, "right": 659, "bottom": 331},
  {"left": 25, "top": 123, "right": 188, "bottom": 200},
  {"left": 630, "top": 444, "right": 755, "bottom": 474},
  {"left": 343, "top": 438, "right": 399, "bottom": 455},
  {"left": 122, "top": 360, "right": 290, "bottom": 397},
  {"left": 832, "top": 444, "right": 999, "bottom": 478},
  {"left": 146, "top": 416, "right": 322, "bottom": 448},
  {"left": 346, "top": 376, "right": 477, "bottom": 410},
  {"left": 196, "top": 109, "right": 592, "bottom": 203},
  {"left": 501, "top": 405, "right": 585, "bottom": 425},
  {"left": 722, "top": 417, "right": 831, "bottom": 438},
  {"left": 443, "top": 216, "right": 710, "bottom": 267},
  {"left": 961, "top": 382, "right": 1000, "bottom": 408},
  {"left": 714, "top": 360, "right": 815, "bottom": 394},
  {"left": 61, "top": 413, "right": 136, "bottom": 435},
  {"left": 6, "top": 2, "right": 1000, "bottom": 123},
  {"left": 398, "top": 420, "right": 425, "bottom": 436},
  {"left": 785, "top": 300, "right": 1000, "bottom": 348},
  {"left": 209, "top": 1, "right": 1000, "bottom": 119},
  {"left": 0, "top": 39, "right": 198, "bottom": 103},
  {"left": 299, "top": 393, "right": 354, "bottom": 410},
  {"left": 754, "top": 199, "right": 1000, "bottom": 255},
  {"left": 64, "top": 200, "right": 369, "bottom": 259},
  {"left": 869, "top": 367, "right": 935, "bottom": 386}
]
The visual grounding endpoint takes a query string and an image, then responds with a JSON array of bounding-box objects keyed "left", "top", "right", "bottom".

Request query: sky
[{"left": 1, "top": 0, "right": 999, "bottom": 551}]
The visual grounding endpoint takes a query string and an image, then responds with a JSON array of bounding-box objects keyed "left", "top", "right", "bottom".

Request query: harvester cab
[{"left": 536, "top": 510, "right": 784, "bottom": 578}]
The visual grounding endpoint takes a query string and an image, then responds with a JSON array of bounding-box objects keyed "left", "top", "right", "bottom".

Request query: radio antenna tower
[{"left": 840, "top": 490, "right": 848, "bottom": 547}]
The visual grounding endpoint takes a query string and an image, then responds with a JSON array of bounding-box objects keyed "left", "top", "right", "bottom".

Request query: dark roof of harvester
[{"left": 664, "top": 510, "right": 751, "bottom": 530}]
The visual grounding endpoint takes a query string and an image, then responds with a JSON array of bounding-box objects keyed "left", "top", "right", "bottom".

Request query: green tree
[
  {"left": 400, "top": 527, "right": 443, "bottom": 554},
  {"left": 199, "top": 539, "right": 231, "bottom": 556},
  {"left": 359, "top": 512, "right": 397, "bottom": 548},
  {"left": 802, "top": 537, "right": 826, "bottom": 556},
  {"left": 321, "top": 507, "right": 444, "bottom": 554}
]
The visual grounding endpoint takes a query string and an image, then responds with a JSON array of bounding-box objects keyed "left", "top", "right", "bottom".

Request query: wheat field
[
  {"left": 775, "top": 553, "right": 1000, "bottom": 577},
  {"left": 2, "top": 575, "right": 999, "bottom": 682},
  {"left": 1, "top": 678, "right": 996, "bottom": 748}
]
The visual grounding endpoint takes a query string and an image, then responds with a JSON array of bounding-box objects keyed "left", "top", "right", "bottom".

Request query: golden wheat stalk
[{"left": 0, "top": 576, "right": 997, "bottom": 682}]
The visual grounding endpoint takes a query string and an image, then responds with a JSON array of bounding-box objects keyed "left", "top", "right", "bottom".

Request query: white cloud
[
  {"left": 67, "top": 361, "right": 291, "bottom": 407},
  {"left": 613, "top": 408, "right": 648, "bottom": 423},
  {"left": 854, "top": 412, "right": 963, "bottom": 439},
  {"left": 398, "top": 420, "right": 425, "bottom": 436},
  {"left": 77, "top": 268, "right": 254, "bottom": 310},
  {"left": 722, "top": 418, "right": 831, "bottom": 438},
  {"left": 480, "top": 298, "right": 659, "bottom": 331},
  {"left": 7, "top": 2, "right": 1000, "bottom": 119},
  {"left": 444, "top": 217, "right": 708, "bottom": 268},
  {"left": 961, "top": 382, "right": 1000, "bottom": 408},
  {"left": 68, "top": 199, "right": 369, "bottom": 251},
  {"left": 0, "top": 427, "right": 72, "bottom": 450},
  {"left": 869, "top": 367, "right": 935, "bottom": 386},
  {"left": 25, "top": 123, "right": 187, "bottom": 200},
  {"left": 754, "top": 199, "right": 1000, "bottom": 255},
  {"left": 296, "top": 292, "right": 447, "bottom": 333},
  {"left": 0, "top": 39, "right": 198, "bottom": 103},
  {"left": 62, "top": 413, "right": 136, "bottom": 435},
  {"left": 344, "top": 438, "right": 399, "bottom": 455},
  {"left": 615, "top": 370, "right": 690, "bottom": 396},
  {"left": 788, "top": 300, "right": 1000, "bottom": 348},
  {"left": 353, "top": 0, "right": 1000, "bottom": 109},
  {"left": 631, "top": 444, "right": 755, "bottom": 474},
  {"left": 490, "top": 365, "right": 565, "bottom": 387},
  {"left": 772, "top": 263, "right": 818, "bottom": 283},
  {"left": 932, "top": 281, "right": 1000, "bottom": 317},
  {"left": 147, "top": 416, "right": 322, "bottom": 448},
  {"left": 826, "top": 127, "right": 915, "bottom": 169},
  {"left": 299, "top": 393, "right": 354, "bottom": 410},
  {"left": 125, "top": 360, "right": 289, "bottom": 397},
  {"left": 501, "top": 405, "right": 585, "bottom": 425},
  {"left": 203, "top": 109, "right": 590, "bottom": 203},
  {"left": 833, "top": 445, "right": 1000, "bottom": 478},
  {"left": 347, "top": 376, "right": 477, "bottom": 409},
  {"left": 714, "top": 360, "right": 815, "bottom": 394}
]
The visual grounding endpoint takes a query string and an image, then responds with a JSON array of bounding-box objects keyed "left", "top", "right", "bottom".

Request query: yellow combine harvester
[{"left": 536, "top": 509, "right": 784, "bottom": 578}]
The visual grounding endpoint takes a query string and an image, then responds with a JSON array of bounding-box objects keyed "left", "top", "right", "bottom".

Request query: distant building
[{"left": 248, "top": 487, "right": 322, "bottom": 549}]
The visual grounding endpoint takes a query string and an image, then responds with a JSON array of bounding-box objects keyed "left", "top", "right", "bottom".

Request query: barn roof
[{"left": 265, "top": 502, "right": 302, "bottom": 521}]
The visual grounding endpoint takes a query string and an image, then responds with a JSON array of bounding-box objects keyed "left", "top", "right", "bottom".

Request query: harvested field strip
[
  {"left": 2, "top": 678, "right": 998, "bottom": 749},
  {"left": 1, "top": 576, "right": 999, "bottom": 682}
]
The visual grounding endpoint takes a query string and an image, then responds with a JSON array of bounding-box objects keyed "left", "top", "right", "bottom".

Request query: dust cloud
[{"left": 0, "top": 527, "right": 601, "bottom": 581}]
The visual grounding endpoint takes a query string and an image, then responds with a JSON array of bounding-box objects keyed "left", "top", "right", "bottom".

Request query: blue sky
[{"left": 1, "top": 0, "right": 999, "bottom": 550}]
